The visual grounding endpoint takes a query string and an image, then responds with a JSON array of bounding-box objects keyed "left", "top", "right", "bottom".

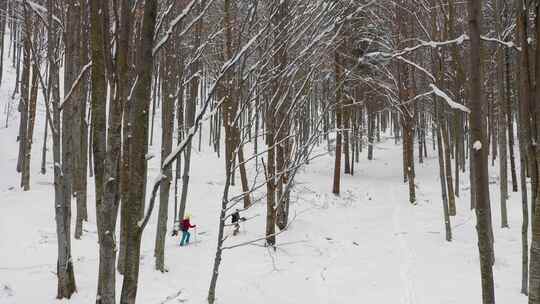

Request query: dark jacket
[
  {"left": 232, "top": 211, "right": 240, "bottom": 224},
  {"left": 180, "top": 218, "right": 195, "bottom": 231}
]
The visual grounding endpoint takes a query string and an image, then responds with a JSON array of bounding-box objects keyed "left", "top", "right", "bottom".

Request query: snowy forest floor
[{"left": 0, "top": 62, "right": 529, "bottom": 303}]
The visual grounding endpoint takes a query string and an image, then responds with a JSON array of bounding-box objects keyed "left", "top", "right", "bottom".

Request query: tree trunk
[
  {"left": 89, "top": 0, "right": 122, "bottom": 302},
  {"left": 435, "top": 104, "right": 452, "bottom": 242},
  {"left": 343, "top": 100, "right": 351, "bottom": 175},
  {"left": 493, "top": 0, "right": 508, "bottom": 228},
  {"left": 48, "top": 0, "right": 77, "bottom": 298},
  {"left": 332, "top": 49, "right": 343, "bottom": 195},
  {"left": 178, "top": 4, "right": 202, "bottom": 223},
  {"left": 403, "top": 119, "right": 416, "bottom": 204},
  {"left": 529, "top": 3, "right": 540, "bottom": 304},
  {"left": 71, "top": 0, "right": 88, "bottom": 240},
  {"left": 518, "top": 98, "right": 529, "bottom": 294},
  {"left": 467, "top": 1, "right": 495, "bottom": 302},
  {"left": 17, "top": 6, "right": 31, "bottom": 177},
  {"left": 505, "top": 47, "right": 518, "bottom": 192},
  {"left": 441, "top": 117, "right": 455, "bottom": 214},
  {"left": 275, "top": 1, "right": 289, "bottom": 228},
  {"left": 21, "top": 45, "right": 38, "bottom": 191},
  {"left": 207, "top": 167, "right": 233, "bottom": 304},
  {"left": 120, "top": 1, "right": 157, "bottom": 303},
  {"left": 155, "top": 32, "right": 176, "bottom": 272},
  {"left": 40, "top": 108, "right": 48, "bottom": 175},
  {"left": 0, "top": 0, "right": 6, "bottom": 86},
  {"left": 367, "top": 102, "right": 375, "bottom": 160}
]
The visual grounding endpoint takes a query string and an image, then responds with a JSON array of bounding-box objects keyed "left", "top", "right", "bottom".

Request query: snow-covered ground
[{"left": 0, "top": 51, "right": 529, "bottom": 304}]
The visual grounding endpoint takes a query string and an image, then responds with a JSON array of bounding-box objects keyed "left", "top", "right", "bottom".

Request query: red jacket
[{"left": 180, "top": 219, "right": 195, "bottom": 231}]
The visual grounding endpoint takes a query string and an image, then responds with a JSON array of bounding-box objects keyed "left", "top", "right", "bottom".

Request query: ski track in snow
[{"left": 392, "top": 188, "right": 417, "bottom": 304}]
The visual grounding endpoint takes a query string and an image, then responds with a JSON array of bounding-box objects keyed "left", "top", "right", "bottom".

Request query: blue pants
[{"left": 180, "top": 230, "right": 190, "bottom": 246}]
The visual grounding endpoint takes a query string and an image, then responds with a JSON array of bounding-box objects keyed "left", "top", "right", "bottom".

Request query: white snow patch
[{"left": 473, "top": 140, "right": 482, "bottom": 151}]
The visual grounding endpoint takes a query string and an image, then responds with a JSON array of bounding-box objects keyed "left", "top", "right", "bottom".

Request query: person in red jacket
[{"left": 180, "top": 214, "right": 196, "bottom": 246}]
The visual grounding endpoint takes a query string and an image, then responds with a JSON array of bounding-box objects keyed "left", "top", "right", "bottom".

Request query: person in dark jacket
[
  {"left": 180, "top": 214, "right": 196, "bottom": 246},
  {"left": 232, "top": 209, "right": 240, "bottom": 235}
]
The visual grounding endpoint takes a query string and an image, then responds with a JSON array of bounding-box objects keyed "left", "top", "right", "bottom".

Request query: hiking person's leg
[
  {"left": 180, "top": 231, "right": 187, "bottom": 245},
  {"left": 186, "top": 231, "right": 191, "bottom": 244}
]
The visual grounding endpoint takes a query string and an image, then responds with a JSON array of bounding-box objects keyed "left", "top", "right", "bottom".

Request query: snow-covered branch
[
  {"left": 362, "top": 33, "right": 520, "bottom": 63},
  {"left": 152, "top": 0, "right": 215, "bottom": 56},
  {"left": 59, "top": 61, "right": 93, "bottom": 110},
  {"left": 16, "top": 0, "right": 63, "bottom": 29},
  {"left": 429, "top": 84, "right": 471, "bottom": 113}
]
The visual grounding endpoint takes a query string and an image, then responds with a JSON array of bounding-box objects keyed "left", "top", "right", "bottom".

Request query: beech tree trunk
[
  {"left": 467, "top": 1, "right": 495, "bottom": 302},
  {"left": 493, "top": 0, "right": 508, "bottom": 228},
  {"left": 48, "top": 0, "right": 77, "bottom": 298},
  {"left": 505, "top": 47, "right": 518, "bottom": 193},
  {"left": 332, "top": 49, "right": 343, "bottom": 195},
  {"left": 71, "top": 0, "right": 88, "bottom": 240},
  {"left": 21, "top": 29, "right": 38, "bottom": 191},
  {"left": 435, "top": 101, "right": 452, "bottom": 242},
  {"left": 155, "top": 24, "right": 176, "bottom": 271},
  {"left": 89, "top": 0, "right": 115, "bottom": 302},
  {"left": 120, "top": 1, "right": 157, "bottom": 303},
  {"left": 17, "top": 5, "right": 30, "bottom": 178},
  {"left": 529, "top": 3, "right": 540, "bottom": 304}
]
